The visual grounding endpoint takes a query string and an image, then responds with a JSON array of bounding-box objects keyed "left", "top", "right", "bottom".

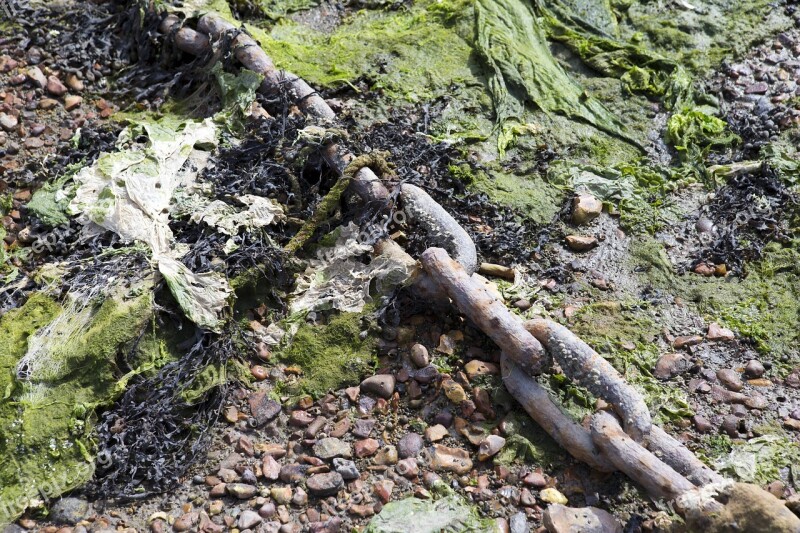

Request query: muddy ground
[{"left": 1, "top": 0, "right": 800, "bottom": 532}]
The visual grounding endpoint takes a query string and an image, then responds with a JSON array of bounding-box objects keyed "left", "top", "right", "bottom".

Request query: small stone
[
  {"left": 0, "top": 113, "right": 17, "bottom": 131},
  {"left": 238, "top": 510, "right": 262, "bottom": 530},
  {"left": 572, "top": 194, "right": 603, "bottom": 225},
  {"left": 721, "top": 415, "right": 741, "bottom": 437},
  {"left": 306, "top": 472, "right": 344, "bottom": 497},
  {"left": 543, "top": 504, "right": 622, "bottom": 533},
  {"left": 64, "top": 95, "right": 82, "bottom": 111},
  {"left": 27, "top": 66, "right": 47, "bottom": 88},
  {"left": 251, "top": 365, "right": 268, "bottom": 380},
  {"left": 46, "top": 75, "right": 68, "bottom": 96},
  {"left": 413, "top": 365, "right": 440, "bottom": 384},
  {"left": 354, "top": 438, "right": 379, "bottom": 457},
  {"left": 745, "top": 81, "right": 769, "bottom": 94},
  {"left": 360, "top": 374, "right": 395, "bottom": 399},
  {"left": 289, "top": 410, "right": 314, "bottom": 426},
  {"left": 353, "top": 418, "right": 375, "bottom": 438},
  {"left": 39, "top": 98, "right": 59, "bottom": 110},
  {"left": 744, "top": 360, "right": 765, "bottom": 379},
  {"left": 249, "top": 392, "right": 281, "bottom": 426},
  {"left": 707, "top": 323, "right": 735, "bottom": 342},
  {"left": 784, "top": 418, "right": 800, "bottom": 431},
  {"left": 540, "top": 487, "right": 568, "bottom": 505},
  {"left": 717, "top": 369, "right": 743, "bottom": 392},
  {"left": 329, "top": 417, "right": 351, "bottom": 438},
  {"left": 396, "top": 458, "right": 419, "bottom": 478},
  {"left": 442, "top": 378, "right": 467, "bottom": 404},
  {"left": 654, "top": 352, "right": 690, "bottom": 380},
  {"left": 259, "top": 502, "right": 276, "bottom": 518},
  {"left": 694, "top": 263, "right": 715, "bottom": 276},
  {"left": 313, "top": 437, "right": 352, "bottom": 460},
  {"left": 226, "top": 483, "right": 257, "bottom": 499},
  {"left": 333, "top": 458, "right": 360, "bottom": 480},
  {"left": 270, "top": 487, "right": 292, "bottom": 505},
  {"left": 565, "top": 235, "right": 598, "bottom": 252},
  {"left": 437, "top": 333, "right": 458, "bottom": 355},
  {"left": 374, "top": 445, "right": 399, "bottom": 465},
  {"left": 431, "top": 444, "right": 473, "bottom": 475},
  {"left": 464, "top": 360, "right": 499, "bottom": 379},
  {"left": 673, "top": 335, "right": 703, "bottom": 349},
  {"left": 349, "top": 504, "right": 375, "bottom": 518},
  {"left": 173, "top": 513, "right": 196, "bottom": 531},
  {"left": 262, "top": 455, "right": 281, "bottom": 481},
  {"left": 50, "top": 498, "right": 90, "bottom": 525},
  {"left": 509, "top": 512, "right": 529, "bottom": 533},
  {"left": 292, "top": 487, "right": 308, "bottom": 506},
  {"left": 223, "top": 406, "right": 238, "bottom": 423},
  {"left": 279, "top": 463, "right": 309, "bottom": 483},
  {"left": 410, "top": 344, "right": 429, "bottom": 367},
  {"left": 423, "top": 425, "right": 449, "bottom": 449},
  {"left": 373, "top": 479, "right": 394, "bottom": 504},
  {"left": 692, "top": 415, "right": 713, "bottom": 433},
  {"left": 397, "top": 432, "right": 423, "bottom": 458},
  {"left": 66, "top": 74, "right": 84, "bottom": 92},
  {"left": 523, "top": 471, "right": 547, "bottom": 488},
  {"left": 477, "top": 435, "right": 506, "bottom": 461}
]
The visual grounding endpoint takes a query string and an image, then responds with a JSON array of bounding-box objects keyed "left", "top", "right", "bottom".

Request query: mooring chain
[{"left": 158, "top": 9, "right": 722, "bottom": 503}]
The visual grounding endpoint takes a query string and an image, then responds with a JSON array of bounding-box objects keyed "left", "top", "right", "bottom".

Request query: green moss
[
  {"left": 277, "top": 311, "right": 376, "bottom": 398},
  {"left": 0, "top": 284, "right": 157, "bottom": 524}
]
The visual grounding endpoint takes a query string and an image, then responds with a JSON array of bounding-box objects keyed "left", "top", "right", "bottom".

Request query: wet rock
[
  {"left": 259, "top": 502, "right": 276, "bottom": 518},
  {"left": 431, "top": 444, "right": 473, "bottom": 474},
  {"left": 523, "top": 471, "right": 547, "bottom": 488},
  {"left": 354, "top": 438, "right": 379, "bottom": 457},
  {"left": 717, "top": 369, "right": 743, "bottom": 392},
  {"left": 693, "top": 415, "right": 713, "bottom": 433},
  {"left": 313, "top": 437, "right": 352, "bottom": 460},
  {"left": 237, "top": 510, "right": 262, "bottom": 530},
  {"left": 248, "top": 392, "right": 281, "bottom": 426},
  {"left": 744, "top": 359, "right": 765, "bottom": 378},
  {"left": 50, "top": 498, "right": 90, "bottom": 525},
  {"left": 397, "top": 432, "right": 423, "bottom": 458},
  {"left": 677, "top": 482, "right": 800, "bottom": 532},
  {"left": 410, "top": 343, "right": 429, "bottom": 367},
  {"left": 437, "top": 333, "right": 458, "bottom": 354},
  {"left": 333, "top": 458, "right": 359, "bottom": 480},
  {"left": 478, "top": 435, "right": 506, "bottom": 461},
  {"left": 543, "top": 504, "right": 622, "bottom": 533},
  {"left": 654, "top": 352, "right": 690, "bottom": 379},
  {"left": 226, "top": 483, "right": 257, "bottom": 499},
  {"left": 27, "top": 66, "right": 47, "bottom": 88},
  {"left": 509, "top": 512, "right": 530, "bottom": 533},
  {"left": 572, "top": 194, "right": 603, "bottom": 225},
  {"left": 414, "top": 365, "right": 440, "bottom": 384},
  {"left": 396, "top": 458, "right": 419, "bottom": 478},
  {"left": 361, "top": 374, "right": 395, "bottom": 399},
  {"left": 374, "top": 445, "right": 399, "bottom": 465},
  {"left": 540, "top": 488, "right": 568, "bottom": 505},
  {"left": 565, "top": 235, "right": 598, "bottom": 252},
  {"left": 307, "top": 472, "right": 344, "bottom": 497},
  {"left": 721, "top": 415, "right": 741, "bottom": 437},
  {"left": 673, "top": 335, "right": 703, "bottom": 349},
  {"left": 707, "top": 323, "right": 735, "bottom": 342}
]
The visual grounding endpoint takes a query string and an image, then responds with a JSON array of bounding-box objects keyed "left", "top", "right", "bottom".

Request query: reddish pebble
[{"left": 251, "top": 365, "right": 267, "bottom": 380}]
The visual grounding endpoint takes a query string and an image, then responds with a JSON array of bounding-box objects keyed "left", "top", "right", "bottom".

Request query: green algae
[
  {"left": 0, "top": 284, "right": 157, "bottom": 524},
  {"left": 277, "top": 311, "right": 376, "bottom": 398}
]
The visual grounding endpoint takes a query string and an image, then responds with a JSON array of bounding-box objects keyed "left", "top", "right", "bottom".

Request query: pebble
[
  {"left": 306, "top": 472, "right": 344, "bottom": 497},
  {"left": 262, "top": 455, "right": 281, "bottom": 481},
  {"left": 226, "top": 483, "right": 257, "bottom": 499},
  {"left": 354, "top": 438, "right": 379, "bottom": 457},
  {"left": 653, "top": 352, "right": 690, "bottom": 380},
  {"left": 353, "top": 418, "right": 375, "bottom": 438},
  {"left": 279, "top": 463, "right": 309, "bottom": 483},
  {"left": 431, "top": 444, "right": 473, "bottom": 475},
  {"left": 292, "top": 487, "right": 308, "bottom": 506},
  {"left": 707, "top": 322, "right": 735, "bottom": 341},
  {"left": 397, "top": 432, "right": 423, "bottom": 458},
  {"left": 360, "top": 374, "right": 396, "bottom": 399},
  {"left": 237, "top": 510, "right": 262, "bottom": 530},
  {"left": 543, "top": 504, "right": 622, "bottom": 533},
  {"left": 46, "top": 75, "right": 68, "bottom": 96},
  {"left": 396, "top": 458, "right": 419, "bottom": 478},
  {"left": 373, "top": 479, "right": 394, "bottom": 503},
  {"left": 27, "top": 66, "right": 47, "bottom": 88},
  {"left": 271, "top": 487, "right": 292, "bottom": 505},
  {"left": 509, "top": 512, "right": 530, "bottom": 533},
  {"left": 259, "top": 502, "right": 276, "bottom": 518},
  {"left": 314, "top": 437, "right": 352, "bottom": 460},
  {"left": 477, "top": 435, "right": 506, "bottom": 461},
  {"left": 410, "top": 343, "right": 429, "bottom": 367},
  {"left": 374, "top": 445, "right": 399, "bottom": 465},
  {"left": 565, "top": 235, "right": 598, "bottom": 252},
  {"left": 572, "top": 194, "right": 603, "bottom": 225},
  {"left": 413, "top": 365, "right": 440, "bottom": 384},
  {"left": 333, "top": 458, "right": 360, "bottom": 480},
  {"left": 442, "top": 378, "right": 467, "bottom": 404},
  {"left": 717, "top": 369, "right": 744, "bottom": 392},
  {"left": 251, "top": 365, "right": 268, "bottom": 380},
  {"left": 425, "top": 424, "right": 448, "bottom": 442},
  {"left": 540, "top": 487, "right": 568, "bottom": 505},
  {"left": 692, "top": 415, "right": 713, "bottom": 433},
  {"left": 50, "top": 498, "right": 90, "bottom": 525},
  {"left": 248, "top": 392, "right": 281, "bottom": 426},
  {"left": 172, "top": 513, "right": 196, "bottom": 531},
  {"left": 673, "top": 335, "right": 703, "bottom": 349},
  {"left": 464, "top": 359, "right": 499, "bottom": 379},
  {"left": 523, "top": 471, "right": 547, "bottom": 488},
  {"left": 744, "top": 359, "right": 765, "bottom": 378},
  {"left": 329, "top": 418, "right": 351, "bottom": 438},
  {"left": 0, "top": 113, "right": 17, "bottom": 131}
]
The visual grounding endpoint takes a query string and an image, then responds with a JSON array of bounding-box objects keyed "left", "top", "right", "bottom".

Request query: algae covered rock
[
  {"left": 365, "top": 493, "right": 500, "bottom": 533},
  {"left": 675, "top": 481, "right": 800, "bottom": 533}
]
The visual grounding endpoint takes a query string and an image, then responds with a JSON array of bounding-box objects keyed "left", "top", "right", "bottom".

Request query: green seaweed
[
  {"left": 277, "top": 311, "right": 376, "bottom": 398},
  {"left": 0, "top": 283, "right": 158, "bottom": 524}
]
